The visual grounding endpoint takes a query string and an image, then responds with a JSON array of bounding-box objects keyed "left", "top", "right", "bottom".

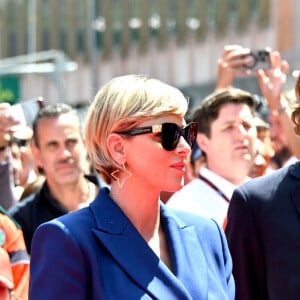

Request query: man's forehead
[
  {"left": 37, "top": 115, "right": 81, "bottom": 132},
  {"left": 37, "top": 123, "right": 82, "bottom": 145},
  {"left": 39, "top": 113, "right": 79, "bottom": 124},
  {"left": 217, "top": 103, "right": 254, "bottom": 117}
]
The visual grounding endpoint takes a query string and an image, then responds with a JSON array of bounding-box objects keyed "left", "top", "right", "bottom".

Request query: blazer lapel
[
  {"left": 90, "top": 189, "right": 193, "bottom": 300},
  {"left": 161, "top": 205, "right": 208, "bottom": 299}
]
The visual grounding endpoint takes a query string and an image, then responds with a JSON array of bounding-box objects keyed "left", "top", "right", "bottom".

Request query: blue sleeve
[
  {"left": 29, "top": 220, "right": 89, "bottom": 299},
  {"left": 212, "top": 219, "right": 235, "bottom": 299}
]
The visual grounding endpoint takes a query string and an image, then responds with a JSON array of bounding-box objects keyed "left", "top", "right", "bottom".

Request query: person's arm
[
  {"left": 0, "top": 148, "right": 17, "bottom": 209},
  {"left": 215, "top": 44, "right": 252, "bottom": 90},
  {"left": 29, "top": 220, "right": 88, "bottom": 299},
  {"left": 256, "top": 50, "right": 300, "bottom": 158},
  {"left": 0, "top": 103, "right": 23, "bottom": 208}
]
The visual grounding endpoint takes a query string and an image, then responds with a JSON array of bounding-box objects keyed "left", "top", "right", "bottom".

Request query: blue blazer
[{"left": 29, "top": 188, "right": 234, "bottom": 300}]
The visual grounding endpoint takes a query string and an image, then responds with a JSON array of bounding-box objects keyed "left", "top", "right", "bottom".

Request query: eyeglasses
[
  {"left": 10, "top": 137, "right": 31, "bottom": 148},
  {"left": 116, "top": 122, "right": 198, "bottom": 151}
]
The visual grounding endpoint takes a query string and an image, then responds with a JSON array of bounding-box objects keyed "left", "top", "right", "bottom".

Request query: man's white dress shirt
[{"left": 167, "top": 167, "right": 240, "bottom": 226}]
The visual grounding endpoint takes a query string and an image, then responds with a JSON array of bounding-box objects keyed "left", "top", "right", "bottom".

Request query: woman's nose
[{"left": 175, "top": 136, "right": 191, "bottom": 155}]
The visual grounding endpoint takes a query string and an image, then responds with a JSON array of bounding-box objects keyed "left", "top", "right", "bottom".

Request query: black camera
[{"left": 241, "top": 49, "right": 271, "bottom": 70}]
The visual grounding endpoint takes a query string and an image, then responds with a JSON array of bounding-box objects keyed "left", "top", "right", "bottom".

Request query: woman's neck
[{"left": 110, "top": 183, "right": 161, "bottom": 240}]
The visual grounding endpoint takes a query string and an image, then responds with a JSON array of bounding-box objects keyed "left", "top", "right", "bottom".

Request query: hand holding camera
[
  {"left": 0, "top": 97, "right": 44, "bottom": 148},
  {"left": 216, "top": 45, "right": 287, "bottom": 93},
  {"left": 0, "top": 103, "right": 22, "bottom": 147},
  {"left": 216, "top": 44, "right": 289, "bottom": 112},
  {"left": 238, "top": 49, "right": 271, "bottom": 70},
  {"left": 216, "top": 45, "right": 257, "bottom": 89},
  {"left": 256, "top": 50, "right": 289, "bottom": 110}
]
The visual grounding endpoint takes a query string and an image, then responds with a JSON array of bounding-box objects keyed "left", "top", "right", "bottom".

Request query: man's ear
[
  {"left": 31, "top": 144, "right": 43, "bottom": 169},
  {"left": 196, "top": 133, "right": 209, "bottom": 153},
  {"left": 107, "top": 133, "right": 126, "bottom": 163}
]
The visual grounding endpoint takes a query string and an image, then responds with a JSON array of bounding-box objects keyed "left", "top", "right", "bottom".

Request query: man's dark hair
[
  {"left": 192, "top": 88, "right": 257, "bottom": 137},
  {"left": 32, "top": 103, "right": 79, "bottom": 147}
]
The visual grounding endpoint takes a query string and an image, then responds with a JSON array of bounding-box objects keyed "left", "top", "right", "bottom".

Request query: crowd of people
[{"left": 0, "top": 44, "right": 300, "bottom": 299}]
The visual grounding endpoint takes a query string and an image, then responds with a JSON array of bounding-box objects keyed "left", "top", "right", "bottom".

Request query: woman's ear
[
  {"left": 107, "top": 133, "right": 126, "bottom": 163},
  {"left": 196, "top": 133, "right": 209, "bottom": 153}
]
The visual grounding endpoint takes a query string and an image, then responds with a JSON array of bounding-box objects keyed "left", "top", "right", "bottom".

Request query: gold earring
[{"left": 110, "top": 162, "right": 132, "bottom": 188}]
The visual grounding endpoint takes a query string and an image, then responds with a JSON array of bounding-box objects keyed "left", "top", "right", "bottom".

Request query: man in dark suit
[{"left": 225, "top": 74, "right": 300, "bottom": 300}]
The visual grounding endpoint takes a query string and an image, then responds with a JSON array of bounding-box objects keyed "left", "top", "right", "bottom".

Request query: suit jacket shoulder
[
  {"left": 226, "top": 161, "right": 300, "bottom": 300},
  {"left": 30, "top": 188, "right": 234, "bottom": 300}
]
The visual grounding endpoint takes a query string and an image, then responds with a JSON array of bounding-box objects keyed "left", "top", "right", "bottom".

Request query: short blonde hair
[{"left": 85, "top": 74, "right": 188, "bottom": 182}]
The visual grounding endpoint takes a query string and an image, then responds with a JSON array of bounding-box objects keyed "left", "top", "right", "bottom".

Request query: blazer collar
[
  {"left": 89, "top": 188, "right": 207, "bottom": 299},
  {"left": 289, "top": 161, "right": 300, "bottom": 179}
]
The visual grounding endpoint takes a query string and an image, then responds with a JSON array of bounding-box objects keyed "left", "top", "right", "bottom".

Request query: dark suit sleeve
[
  {"left": 29, "top": 220, "right": 89, "bottom": 299},
  {"left": 9, "top": 200, "right": 35, "bottom": 253},
  {"left": 0, "top": 154, "right": 17, "bottom": 210},
  {"left": 225, "top": 188, "right": 268, "bottom": 300}
]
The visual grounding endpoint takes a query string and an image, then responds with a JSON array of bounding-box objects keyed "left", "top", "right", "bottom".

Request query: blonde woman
[{"left": 30, "top": 75, "right": 234, "bottom": 300}]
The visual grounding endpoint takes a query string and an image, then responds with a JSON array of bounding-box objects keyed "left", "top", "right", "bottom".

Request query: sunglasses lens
[
  {"left": 184, "top": 123, "right": 198, "bottom": 147},
  {"left": 161, "top": 123, "right": 180, "bottom": 151},
  {"left": 161, "top": 122, "right": 198, "bottom": 151}
]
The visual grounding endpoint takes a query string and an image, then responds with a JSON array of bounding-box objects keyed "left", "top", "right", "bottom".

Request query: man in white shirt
[
  {"left": 167, "top": 87, "right": 257, "bottom": 227},
  {"left": 168, "top": 45, "right": 300, "bottom": 227}
]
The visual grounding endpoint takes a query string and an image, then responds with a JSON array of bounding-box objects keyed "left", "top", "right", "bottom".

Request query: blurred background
[{"left": 0, "top": 0, "right": 299, "bottom": 109}]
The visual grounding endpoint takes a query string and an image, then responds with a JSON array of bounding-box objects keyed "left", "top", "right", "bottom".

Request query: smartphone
[
  {"left": 241, "top": 49, "right": 271, "bottom": 70},
  {"left": 11, "top": 96, "right": 44, "bottom": 126}
]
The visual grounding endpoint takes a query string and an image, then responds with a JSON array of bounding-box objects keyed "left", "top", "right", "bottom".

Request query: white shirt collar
[{"left": 199, "top": 166, "right": 241, "bottom": 201}]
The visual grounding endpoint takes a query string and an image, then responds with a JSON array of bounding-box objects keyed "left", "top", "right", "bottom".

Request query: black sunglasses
[{"left": 116, "top": 122, "right": 198, "bottom": 151}]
